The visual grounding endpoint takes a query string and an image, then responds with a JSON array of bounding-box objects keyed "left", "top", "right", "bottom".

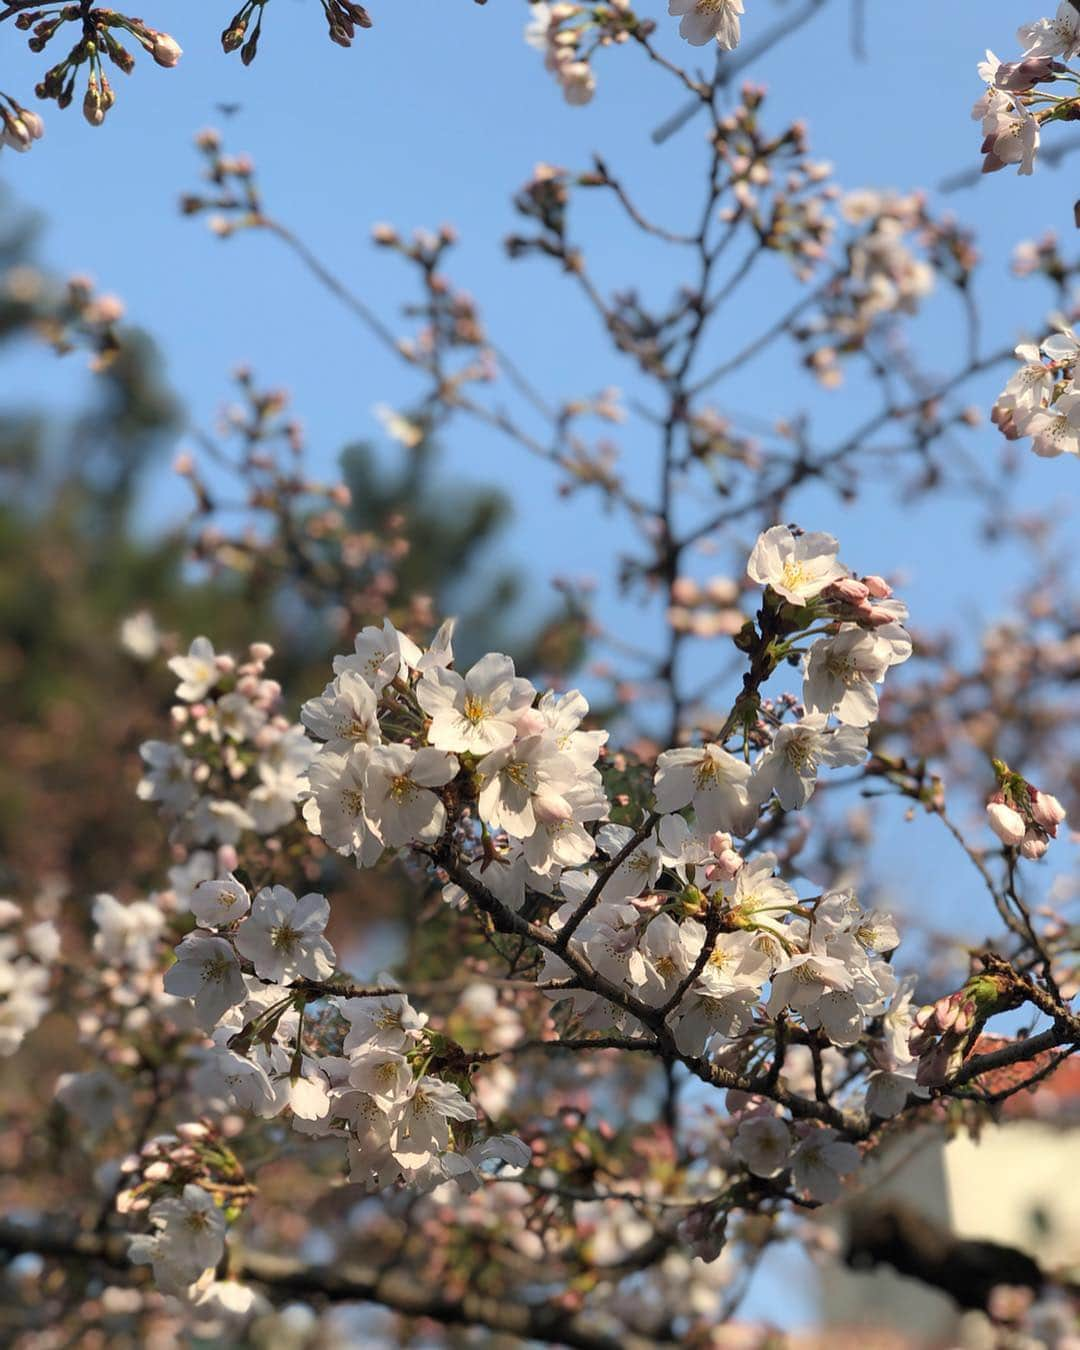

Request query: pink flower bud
[
  {"left": 933, "top": 995, "right": 957, "bottom": 1032},
  {"left": 18, "top": 109, "right": 44, "bottom": 141},
  {"left": 986, "top": 801, "right": 1025, "bottom": 846},
  {"left": 866, "top": 605, "right": 897, "bottom": 627},
  {"left": 151, "top": 32, "right": 183, "bottom": 67},
  {"left": 670, "top": 577, "right": 701, "bottom": 606},
  {"left": 994, "top": 56, "right": 1058, "bottom": 92},
  {"left": 1030, "top": 790, "right": 1066, "bottom": 833},
  {"left": 828, "top": 578, "right": 870, "bottom": 605},
  {"left": 217, "top": 844, "right": 239, "bottom": 873},
  {"left": 143, "top": 1160, "right": 171, "bottom": 1182},
  {"left": 705, "top": 576, "right": 738, "bottom": 605},
  {"left": 249, "top": 642, "right": 274, "bottom": 663},
  {"left": 1020, "top": 833, "right": 1048, "bottom": 861},
  {"left": 862, "top": 574, "right": 893, "bottom": 599}
]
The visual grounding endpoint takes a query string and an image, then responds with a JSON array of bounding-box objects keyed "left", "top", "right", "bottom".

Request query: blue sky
[{"left": 3, "top": 0, "right": 1077, "bottom": 1328}]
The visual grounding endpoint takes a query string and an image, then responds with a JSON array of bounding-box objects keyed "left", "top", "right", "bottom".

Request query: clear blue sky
[{"left": 2, "top": 0, "right": 1076, "bottom": 1327}]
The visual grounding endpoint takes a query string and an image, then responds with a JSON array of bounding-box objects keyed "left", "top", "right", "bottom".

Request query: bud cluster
[{"left": 986, "top": 757, "right": 1068, "bottom": 858}]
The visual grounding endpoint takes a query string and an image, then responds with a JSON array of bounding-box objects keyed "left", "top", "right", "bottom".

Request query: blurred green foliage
[{"left": 0, "top": 194, "right": 587, "bottom": 899}]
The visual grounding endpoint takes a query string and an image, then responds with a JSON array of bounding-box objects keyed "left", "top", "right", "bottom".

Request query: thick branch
[{"left": 0, "top": 1219, "right": 667, "bottom": 1350}]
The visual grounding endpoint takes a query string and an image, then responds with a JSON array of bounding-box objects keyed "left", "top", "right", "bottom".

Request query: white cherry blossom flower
[
  {"left": 734, "top": 1116, "right": 792, "bottom": 1178},
  {"left": 347, "top": 1048, "right": 413, "bottom": 1109},
  {"left": 751, "top": 713, "right": 868, "bottom": 810},
  {"left": 188, "top": 798, "right": 255, "bottom": 847},
  {"left": 1015, "top": 390, "right": 1080, "bottom": 456},
  {"left": 803, "top": 628, "right": 894, "bottom": 727},
  {"left": 654, "top": 743, "right": 756, "bottom": 835},
  {"left": 392, "top": 1075, "right": 477, "bottom": 1171},
  {"left": 364, "top": 744, "right": 458, "bottom": 847},
  {"left": 285, "top": 1057, "right": 333, "bottom": 1121},
  {"left": 190, "top": 875, "right": 250, "bottom": 928},
  {"left": 477, "top": 735, "right": 577, "bottom": 839},
  {"left": 301, "top": 670, "right": 382, "bottom": 750},
  {"left": 766, "top": 935, "right": 853, "bottom": 1025},
  {"left": 214, "top": 692, "right": 267, "bottom": 743},
  {"left": 120, "top": 610, "right": 161, "bottom": 661},
  {"left": 332, "top": 618, "right": 422, "bottom": 691},
  {"left": 136, "top": 741, "right": 196, "bottom": 814},
  {"left": 723, "top": 852, "right": 799, "bottom": 936},
  {"left": 595, "top": 823, "right": 663, "bottom": 902},
  {"left": 746, "top": 526, "right": 847, "bottom": 605},
  {"left": 866, "top": 1063, "right": 925, "bottom": 1118},
  {"left": 522, "top": 781, "right": 606, "bottom": 874},
  {"left": 790, "top": 1128, "right": 859, "bottom": 1203},
  {"left": 983, "top": 100, "right": 1040, "bottom": 176},
  {"left": 668, "top": 931, "right": 771, "bottom": 1053},
  {"left": 438, "top": 1135, "right": 532, "bottom": 1193},
  {"left": 92, "top": 893, "right": 165, "bottom": 969},
  {"left": 245, "top": 724, "right": 311, "bottom": 834},
  {"left": 132, "top": 1184, "right": 227, "bottom": 1289},
  {"left": 997, "top": 343, "right": 1055, "bottom": 412},
  {"left": 535, "top": 689, "right": 608, "bottom": 773},
  {"left": 1019, "top": 2, "right": 1080, "bottom": 59},
  {"left": 301, "top": 746, "right": 384, "bottom": 866},
  {"left": 1040, "top": 324, "right": 1080, "bottom": 364},
  {"left": 54, "top": 1069, "right": 129, "bottom": 1133},
  {"left": 415, "top": 617, "right": 456, "bottom": 673},
  {"left": 417, "top": 653, "right": 535, "bottom": 755},
  {"left": 638, "top": 912, "right": 696, "bottom": 1006},
  {"left": 163, "top": 933, "right": 246, "bottom": 1030},
  {"left": 668, "top": 0, "right": 743, "bottom": 49},
  {"left": 192, "top": 1043, "right": 287, "bottom": 1117},
  {"left": 168, "top": 636, "right": 220, "bottom": 702},
  {"left": 336, "top": 990, "right": 428, "bottom": 1053},
  {"left": 234, "top": 886, "right": 335, "bottom": 983}
]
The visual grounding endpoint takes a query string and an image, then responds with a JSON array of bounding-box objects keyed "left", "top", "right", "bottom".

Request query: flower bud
[
  {"left": 827, "top": 577, "right": 870, "bottom": 605},
  {"left": 1020, "top": 833, "right": 1048, "bottom": 860},
  {"left": 986, "top": 801, "right": 1025, "bottom": 846},
  {"left": 1029, "top": 790, "right": 1066, "bottom": 833},
  {"left": 151, "top": 32, "right": 183, "bottom": 67},
  {"left": 994, "top": 56, "right": 1058, "bottom": 93},
  {"left": 670, "top": 577, "right": 701, "bottom": 606},
  {"left": 862, "top": 574, "right": 892, "bottom": 599}
]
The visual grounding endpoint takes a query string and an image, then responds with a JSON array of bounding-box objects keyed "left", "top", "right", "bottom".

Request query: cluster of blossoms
[
  {"left": 991, "top": 322, "right": 1080, "bottom": 458},
  {"left": 524, "top": 1, "right": 632, "bottom": 106},
  {"left": 162, "top": 871, "right": 527, "bottom": 1185},
  {"left": 292, "top": 528, "right": 923, "bottom": 1199},
  {"left": 300, "top": 615, "right": 608, "bottom": 875},
  {"left": 51, "top": 523, "right": 1068, "bottom": 1319},
  {"left": 522, "top": 0, "right": 759, "bottom": 106},
  {"left": 798, "top": 191, "right": 937, "bottom": 387},
  {"left": 707, "top": 86, "right": 837, "bottom": 281},
  {"left": 137, "top": 638, "right": 311, "bottom": 847},
  {"left": 0, "top": 899, "right": 57, "bottom": 1056},
  {"left": 986, "top": 758, "right": 1068, "bottom": 858},
  {"left": 972, "top": 8, "right": 1080, "bottom": 178},
  {"left": 102, "top": 869, "right": 530, "bottom": 1295},
  {"left": 667, "top": 573, "right": 746, "bottom": 639}
]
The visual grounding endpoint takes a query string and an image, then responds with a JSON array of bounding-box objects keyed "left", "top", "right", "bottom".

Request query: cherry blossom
[
  {"left": 233, "top": 886, "right": 335, "bottom": 983},
  {"left": 746, "top": 525, "right": 847, "bottom": 605}
]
